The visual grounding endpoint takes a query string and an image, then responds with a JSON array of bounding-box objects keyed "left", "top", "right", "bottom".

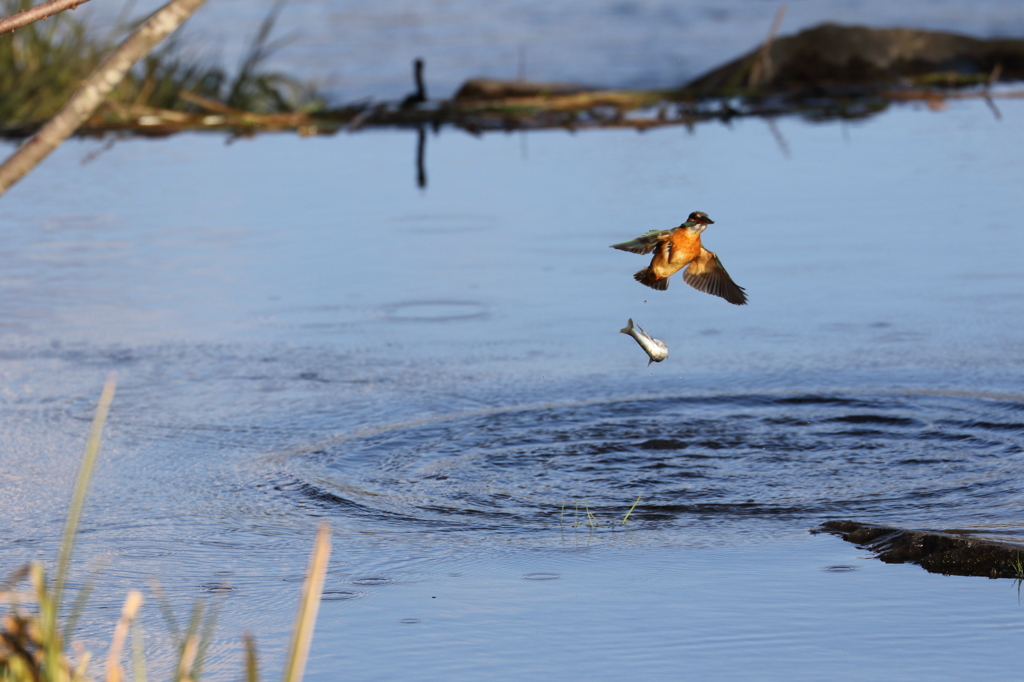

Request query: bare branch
[
  {"left": 0, "top": 0, "right": 207, "bottom": 197},
  {"left": 0, "top": 0, "right": 91, "bottom": 36}
]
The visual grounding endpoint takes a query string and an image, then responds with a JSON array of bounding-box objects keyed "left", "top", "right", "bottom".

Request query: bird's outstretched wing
[
  {"left": 610, "top": 228, "right": 675, "bottom": 255},
  {"left": 682, "top": 248, "right": 747, "bottom": 305}
]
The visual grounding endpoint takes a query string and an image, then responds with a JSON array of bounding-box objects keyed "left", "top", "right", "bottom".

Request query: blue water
[{"left": 1, "top": 94, "right": 1024, "bottom": 678}]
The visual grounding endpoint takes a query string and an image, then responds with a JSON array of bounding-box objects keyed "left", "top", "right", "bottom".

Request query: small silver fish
[{"left": 620, "top": 318, "right": 668, "bottom": 366}]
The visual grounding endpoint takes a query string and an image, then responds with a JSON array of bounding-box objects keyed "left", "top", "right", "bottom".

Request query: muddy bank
[
  {"left": 682, "top": 23, "right": 1024, "bottom": 97},
  {"left": 5, "top": 23, "right": 1024, "bottom": 140},
  {"left": 818, "top": 520, "right": 1024, "bottom": 579}
]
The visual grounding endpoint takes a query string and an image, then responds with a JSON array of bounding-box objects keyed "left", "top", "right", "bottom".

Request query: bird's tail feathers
[{"left": 634, "top": 267, "right": 669, "bottom": 291}]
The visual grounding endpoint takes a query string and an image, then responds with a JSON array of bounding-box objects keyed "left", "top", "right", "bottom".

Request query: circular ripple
[
  {"left": 522, "top": 572, "right": 561, "bottom": 581},
  {"left": 381, "top": 300, "right": 487, "bottom": 322},
  {"left": 351, "top": 577, "right": 395, "bottom": 586},
  {"left": 198, "top": 582, "right": 236, "bottom": 593},
  {"left": 280, "top": 392, "right": 1024, "bottom": 537},
  {"left": 399, "top": 618, "right": 422, "bottom": 624},
  {"left": 322, "top": 590, "right": 365, "bottom": 601},
  {"left": 823, "top": 565, "right": 858, "bottom": 572}
]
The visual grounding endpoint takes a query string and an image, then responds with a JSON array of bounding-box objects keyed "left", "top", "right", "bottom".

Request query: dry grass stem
[
  {"left": 243, "top": 632, "right": 259, "bottom": 682},
  {"left": 105, "top": 590, "right": 144, "bottom": 682},
  {"left": 282, "top": 522, "right": 331, "bottom": 682},
  {"left": 175, "top": 634, "right": 199, "bottom": 682}
]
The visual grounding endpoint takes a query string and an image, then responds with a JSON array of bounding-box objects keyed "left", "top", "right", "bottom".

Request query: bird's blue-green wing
[{"left": 610, "top": 228, "right": 674, "bottom": 255}]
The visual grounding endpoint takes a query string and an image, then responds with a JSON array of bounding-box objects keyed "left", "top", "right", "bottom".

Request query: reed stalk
[
  {"left": 105, "top": 590, "right": 143, "bottom": 682},
  {"left": 281, "top": 522, "right": 331, "bottom": 682},
  {"left": 1, "top": 377, "right": 331, "bottom": 682}
]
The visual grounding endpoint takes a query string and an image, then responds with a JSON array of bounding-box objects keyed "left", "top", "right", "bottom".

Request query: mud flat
[{"left": 819, "top": 520, "right": 1024, "bottom": 579}]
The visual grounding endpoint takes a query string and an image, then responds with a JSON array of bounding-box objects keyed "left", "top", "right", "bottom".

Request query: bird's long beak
[{"left": 699, "top": 217, "right": 715, "bottom": 225}]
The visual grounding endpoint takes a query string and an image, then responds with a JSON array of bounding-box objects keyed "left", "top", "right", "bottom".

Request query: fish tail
[
  {"left": 620, "top": 318, "right": 634, "bottom": 335},
  {"left": 633, "top": 267, "right": 669, "bottom": 291}
]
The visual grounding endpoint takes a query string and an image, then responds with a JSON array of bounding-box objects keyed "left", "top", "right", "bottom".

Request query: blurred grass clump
[
  {"left": 0, "top": 0, "right": 325, "bottom": 133},
  {"left": 0, "top": 377, "right": 330, "bottom": 682}
]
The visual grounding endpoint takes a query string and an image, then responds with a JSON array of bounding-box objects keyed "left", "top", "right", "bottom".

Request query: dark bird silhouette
[{"left": 401, "top": 59, "right": 427, "bottom": 109}]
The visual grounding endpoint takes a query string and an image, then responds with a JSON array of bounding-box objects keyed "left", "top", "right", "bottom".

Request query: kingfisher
[{"left": 610, "top": 211, "right": 747, "bottom": 305}]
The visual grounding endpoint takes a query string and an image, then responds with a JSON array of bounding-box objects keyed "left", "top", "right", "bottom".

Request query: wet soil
[{"left": 683, "top": 23, "right": 1024, "bottom": 97}]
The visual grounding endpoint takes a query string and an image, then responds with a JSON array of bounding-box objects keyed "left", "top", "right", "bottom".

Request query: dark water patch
[
  {"left": 940, "top": 420, "right": 1024, "bottom": 433},
  {"left": 351, "top": 577, "right": 396, "bottom": 586},
  {"left": 276, "top": 392, "right": 1024, "bottom": 540},
  {"left": 825, "top": 414, "right": 920, "bottom": 426},
  {"left": 819, "top": 520, "right": 1024, "bottom": 579},
  {"left": 198, "top": 582, "right": 236, "bottom": 594},
  {"left": 322, "top": 590, "right": 364, "bottom": 601}
]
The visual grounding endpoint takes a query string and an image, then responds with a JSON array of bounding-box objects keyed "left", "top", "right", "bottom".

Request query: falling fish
[{"left": 620, "top": 318, "right": 668, "bottom": 366}]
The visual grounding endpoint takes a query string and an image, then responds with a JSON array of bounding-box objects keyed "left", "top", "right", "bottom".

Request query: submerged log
[
  {"left": 454, "top": 78, "right": 594, "bottom": 100},
  {"left": 683, "top": 23, "right": 1024, "bottom": 97},
  {"left": 818, "top": 520, "right": 1024, "bottom": 579}
]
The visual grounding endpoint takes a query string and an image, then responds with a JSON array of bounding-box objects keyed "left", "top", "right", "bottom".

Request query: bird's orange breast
[
  {"left": 648, "top": 229, "right": 702, "bottom": 279},
  {"left": 667, "top": 229, "right": 702, "bottom": 265}
]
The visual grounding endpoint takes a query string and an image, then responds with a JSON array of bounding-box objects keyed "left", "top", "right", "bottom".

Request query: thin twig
[
  {"left": 0, "top": 0, "right": 207, "bottom": 197},
  {"left": 984, "top": 62, "right": 1003, "bottom": 121},
  {"left": 0, "top": 0, "right": 90, "bottom": 36},
  {"left": 749, "top": 4, "right": 787, "bottom": 88},
  {"left": 178, "top": 90, "right": 246, "bottom": 115}
]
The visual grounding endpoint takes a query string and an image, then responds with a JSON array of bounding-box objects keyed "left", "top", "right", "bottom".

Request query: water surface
[{"left": 1, "top": 99, "right": 1023, "bottom": 679}]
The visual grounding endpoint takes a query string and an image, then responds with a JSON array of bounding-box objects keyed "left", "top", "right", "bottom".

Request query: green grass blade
[
  {"left": 53, "top": 374, "right": 117, "bottom": 609},
  {"left": 621, "top": 494, "right": 642, "bottom": 526},
  {"left": 131, "top": 622, "right": 147, "bottom": 682},
  {"left": 174, "top": 601, "right": 204, "bottom": 682},
  {"left": 192, "top": 592, "right": 223, "bottom": 680},
  {"left": 282, "top": 522, "right": 331, "bottom": 682},
  {"left": 62, "top": 556, "right": 110, "bottom": 641},
  {"left": 147, "top": 578, "right": 181, "bottom": 646}
]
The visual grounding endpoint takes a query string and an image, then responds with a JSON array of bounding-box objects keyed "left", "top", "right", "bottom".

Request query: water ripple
[{"left": 275, "top": 392, "right": 1024, "bottom": 540}]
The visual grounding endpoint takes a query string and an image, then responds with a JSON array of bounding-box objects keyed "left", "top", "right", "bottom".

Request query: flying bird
[{"left": 610, "top": 211, "right": 747, "bottom": 305}]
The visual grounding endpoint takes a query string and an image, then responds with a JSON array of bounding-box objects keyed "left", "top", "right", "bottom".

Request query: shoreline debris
[{"left": 3, "top": 22, "right": 1023, "bottom": 141}]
